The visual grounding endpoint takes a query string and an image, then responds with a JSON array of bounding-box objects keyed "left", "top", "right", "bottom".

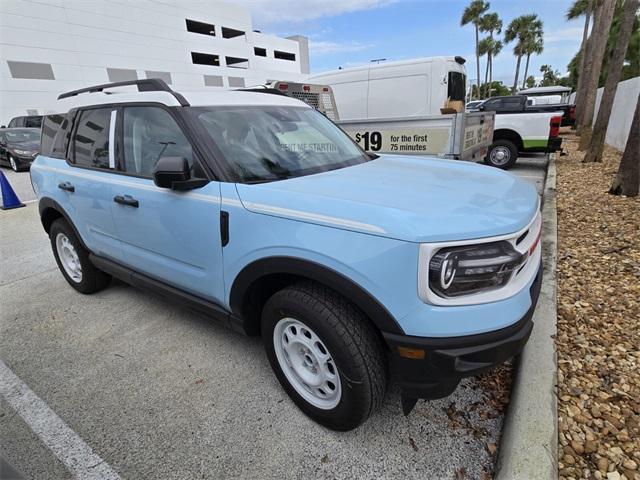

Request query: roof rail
[{"left": 57, "top": 78, "right": 190, "bottom": 106}]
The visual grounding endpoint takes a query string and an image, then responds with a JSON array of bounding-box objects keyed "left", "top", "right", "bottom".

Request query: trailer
[{"left": 256, "top": 68, "right": 494, "bottom": 162}]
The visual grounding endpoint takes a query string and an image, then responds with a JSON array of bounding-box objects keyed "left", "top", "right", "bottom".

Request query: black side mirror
[
  {"left": 478, "top": 105, "right": 485, "bottom": 111},
  {"left": 153, "top": 156, "right": 190, "bottom": 188}
]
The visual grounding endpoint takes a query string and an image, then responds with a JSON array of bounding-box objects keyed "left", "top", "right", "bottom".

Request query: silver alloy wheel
[
  {"left": 55, "top": 233, "right": 82, "bottom": 283},
  {"left": 273, "top": 318, "right": 342, "bottom": 410},
  {"left": 489, "top": 146, "right": 511, "bottom": 166},
  {"left": 9, "top": 156, "right": 17, "bottom": 172}
]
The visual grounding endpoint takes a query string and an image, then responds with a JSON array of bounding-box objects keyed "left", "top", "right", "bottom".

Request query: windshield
[
  {"left": 191, "top": 106, "right": 369, "bottom": 182},
  {"left": 5, "top": 129, "right": 40, "bottom": 143}
]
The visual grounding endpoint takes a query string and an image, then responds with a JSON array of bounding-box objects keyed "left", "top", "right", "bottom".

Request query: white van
[{"left": 309, "top": 56, "right": 468, "bottom": 120}]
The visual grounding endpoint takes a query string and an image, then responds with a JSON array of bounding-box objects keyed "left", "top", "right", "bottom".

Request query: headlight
[
  {"left": 428, "top": 241, "right": 525, "bottom": 298},
  {"left": 13, "top": 149, "right": 32, "bottom": 156}
]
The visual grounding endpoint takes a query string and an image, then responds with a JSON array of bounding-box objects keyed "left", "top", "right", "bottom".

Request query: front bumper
[
  {"left": 13, "top": 155, "right": 35, "bottom": 169},
  {"left": 383, "top": 263, "right": 542, "bottom": 400}
]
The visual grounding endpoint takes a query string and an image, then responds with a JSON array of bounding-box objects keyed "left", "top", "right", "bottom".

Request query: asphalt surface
[
  {"left": 0, "top": 155, "right": 548, "bottom": 480},
  {"left": 0, "top": 167, "right": 36, "bottom": 205}
]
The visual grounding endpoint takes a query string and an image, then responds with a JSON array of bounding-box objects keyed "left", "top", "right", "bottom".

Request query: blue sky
[{"left": 237, "top": 0, "right": 584, "bottom": 84}]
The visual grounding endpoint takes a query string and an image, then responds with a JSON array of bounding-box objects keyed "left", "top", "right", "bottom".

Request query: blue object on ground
[{"left": 0, "top": 171, "right": 25, "bottom": 210}]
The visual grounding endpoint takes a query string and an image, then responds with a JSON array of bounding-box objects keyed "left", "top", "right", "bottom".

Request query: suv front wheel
[
  {"left": 262, "top": 281, "right": 387, "bottom": 431},
  {"left": 49, "top": 218, "right": 111, "bottom": 294}
]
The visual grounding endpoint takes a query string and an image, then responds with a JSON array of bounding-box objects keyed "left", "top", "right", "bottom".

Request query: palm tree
[
  {"left": 489, "top": 39, "right": 503, "bottom": 97},
  {"left": 568, "top": 0, "right": 594, "bottom": 128},
  {"left": 478, "top": 37, "right": 491, "bottom": 98},
  {"left": 584, "top": 0, "right": 639, "bottom": 163},
  {"left": 576, "top": 0, "right": 616, "bottom": 147},
  {"left": 461, "top": 0, "right": 490, "bottom": 99},
  {"left": 505, "top": 14, "right": 542, "bottom": 93},
  {"left": 567, "top": 0, "right": 594, "bottom": 95},
  {"left": 521, "top": 34, "right": 544, "bottom": 89},
  {"left": 479, "top": 12, "right": 503, "bottom": 97}
]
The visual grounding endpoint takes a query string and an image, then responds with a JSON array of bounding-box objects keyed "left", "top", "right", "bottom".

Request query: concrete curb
[{"left": 495, "top": 155, "right": 558, "bottom": 480}]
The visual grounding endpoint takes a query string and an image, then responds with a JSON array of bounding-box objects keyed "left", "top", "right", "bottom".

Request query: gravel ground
[{"left": 556, "top": 131, "right": 640, "bottom": 480}]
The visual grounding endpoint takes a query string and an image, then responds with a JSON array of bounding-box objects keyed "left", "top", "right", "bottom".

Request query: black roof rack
[
  {"left": 236, "top": 87, "right": 287, "bottom": 96},
  {"left": 57, "top": 78, "right": 189, "bottom": 106}
]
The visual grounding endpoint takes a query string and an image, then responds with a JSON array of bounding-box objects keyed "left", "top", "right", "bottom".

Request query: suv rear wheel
[
  {"left": 261, "top": 281, "right": 387, "bottom": 431},
  {"left": 49, "top": 218, "right": 111, "bottom": 294}
]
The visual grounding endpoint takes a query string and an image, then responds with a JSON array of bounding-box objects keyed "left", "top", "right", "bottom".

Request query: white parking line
[{"left": 0, "top": 359, "right": 121, "bottom": 480}]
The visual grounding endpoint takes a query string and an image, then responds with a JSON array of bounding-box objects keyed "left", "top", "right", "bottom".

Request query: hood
[
  {"left": 235, "top": 155, "right": 539, "bottom": 243},
  {"left": 9, "top": 140, "right": 39, "bottom": 151}
]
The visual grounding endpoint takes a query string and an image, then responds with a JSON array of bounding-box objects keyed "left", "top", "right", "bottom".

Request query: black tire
[
  {"left": 262, "top": 281, "right": 387, "bottom": 431},
  {"left": 485, "top": 139, "right": 518, "bottom": 169},
  {"left": 8, "top": 154, "right": 20, "bottom": 172},
  {"left": 49, "top": 218, "right": 111, "bottom": 294}
]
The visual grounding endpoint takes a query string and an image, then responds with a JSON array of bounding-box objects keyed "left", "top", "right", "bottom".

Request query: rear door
[
  {"left": 108, "top": 105, "right": 224, "bottom": 302},
  {"left": 64, "top": 107, "right": 122, "bottom": 260}
]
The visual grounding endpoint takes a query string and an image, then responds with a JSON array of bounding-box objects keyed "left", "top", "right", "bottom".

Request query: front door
[{"left": 108, "top": 105, "right": 224, "bottom": 303}]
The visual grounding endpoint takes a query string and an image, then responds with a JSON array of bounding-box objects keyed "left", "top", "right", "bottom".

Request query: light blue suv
[{"left": 32, "top": 79, "right": 542, "bottom": 431}]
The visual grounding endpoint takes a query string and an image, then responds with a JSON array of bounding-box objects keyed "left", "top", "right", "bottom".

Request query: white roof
[
  {"left": 310, "top": 56, "right": 462, "bottom": 79},
  {"left": 47, "top": 87, "right": 308, "bottom": 115},
  {"left": 518, "top": 86, "right": 571, "bottom": 94}
]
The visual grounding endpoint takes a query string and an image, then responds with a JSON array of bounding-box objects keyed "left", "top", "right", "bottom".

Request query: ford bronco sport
[{"left": 32, "top": 79, "right": 542, "bottom": 431}]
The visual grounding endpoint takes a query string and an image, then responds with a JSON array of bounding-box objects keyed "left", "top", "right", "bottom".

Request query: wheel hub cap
[
  {"left": 55, "top": 233, "right": 82, "bottom": 283},
  {"left": 273, "top": 318, "right": 341, "bottom": 409},
  {"left": 490, "top": 147, "right": 510, "bottom": 165}
]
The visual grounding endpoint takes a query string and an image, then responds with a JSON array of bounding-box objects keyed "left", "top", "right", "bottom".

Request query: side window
[
  {"left": 41, "top": 114, "right": 67, "bottom": 158},
  {"left": 447, "top": 71, "right": 466, "bottom": 102},
  {"left": 122, "top": 106, "right": 193, "bottom": 178},
  {"left": 73, "top": 108, "right": 114, "bottom": 169}
]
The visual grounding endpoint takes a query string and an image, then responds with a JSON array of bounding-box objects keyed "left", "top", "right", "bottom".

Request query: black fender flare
[
  {"left": 38, "top": 197, "right": 89, "bottom": 251},
  {"left": 229, "top": 256, "right": 404, "bottom": 335}
]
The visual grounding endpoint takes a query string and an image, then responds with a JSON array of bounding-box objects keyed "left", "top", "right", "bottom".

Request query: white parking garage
[{"left": 0, "top": 0, "right": 309, "bottom": 124}]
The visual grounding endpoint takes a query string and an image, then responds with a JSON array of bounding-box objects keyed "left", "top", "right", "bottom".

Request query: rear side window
[
  {"left": 25, "top": 116, "right": 43, "bottom": 128},
  {"left": 447, "top": 71, "right": 466, "bottom": 102},
  {"left": 73, "top": 108, "right": 114, "bottom": 169},
  {"left": 8, "top": 118, "right": 21, "bottom": 128},
  {"left": 41, "top": 114, "right": 70, "bottom": 159},
  {"left": 122, "top": 106, "right": 193, "bottom": 178}
]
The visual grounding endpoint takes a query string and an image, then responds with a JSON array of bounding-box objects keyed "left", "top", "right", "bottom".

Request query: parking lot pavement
[
  {"left": 1, "top": 205, "right": 508, "bottom": 480},
  {"left": 508, "top": 153, "right": 549, "bottom": 196},
  {"left": 0, "top": 168, "right": 36, "bottom": 204}
]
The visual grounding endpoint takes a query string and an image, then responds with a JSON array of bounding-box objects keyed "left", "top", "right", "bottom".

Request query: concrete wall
[
  {"left": 593, "top": 76, "right": 640, "bottom": 151},
  {"left": 0, "top": 0, "right": 310, "bottom": 124}
]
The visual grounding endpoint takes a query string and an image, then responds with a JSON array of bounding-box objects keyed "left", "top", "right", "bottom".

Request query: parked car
[
  {"left": 465, "top": 100, "right": 484, "bottom": 111},
  {"left": 7, "top": 115, "right": 43, "bottom": 128},
  {"left": 480, "top": 94, "right": 574, "bottom": 127},
  {"left": 473, "top": 96, "right": 564, "bottom": 169},
  {"left": 31, "top": 79, "right": 542, "bottom": 431},
  {"left": 0, "top": 128, "right": 41, "bottom": 171}
]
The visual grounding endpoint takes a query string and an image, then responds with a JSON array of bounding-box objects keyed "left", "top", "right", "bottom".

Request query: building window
[
  {"left": 254, "top": 47, "right": 267, "bottom": 57},
  {"left": 204, "top": 75, "right": 224, "bottom": 87},
  {"left": 7, "top": 61, "right": 55, "bottom": 80},
  {"left": 221, "top": 27, "right": 245, "bottom": 39},
  {"left": 192, "top": 52, "right": 220, "bottom": 66},
  {"left": 228, "top": 77, "right": 245, "bottom": 88},
  {"left": 145, "top": 71, "right": 172, "bottom": 84},
  {"left": 107, "top": 68, "right": 138, "bottom": 82},
  {"left": 225, "top": 56, "right": 249, "bottom": 69},
  {"left": 274, "top": 51, "right": 296, "bottom": 61},
  {"left": 186, "top": 19, "right": 215, "bottom": 36}
]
